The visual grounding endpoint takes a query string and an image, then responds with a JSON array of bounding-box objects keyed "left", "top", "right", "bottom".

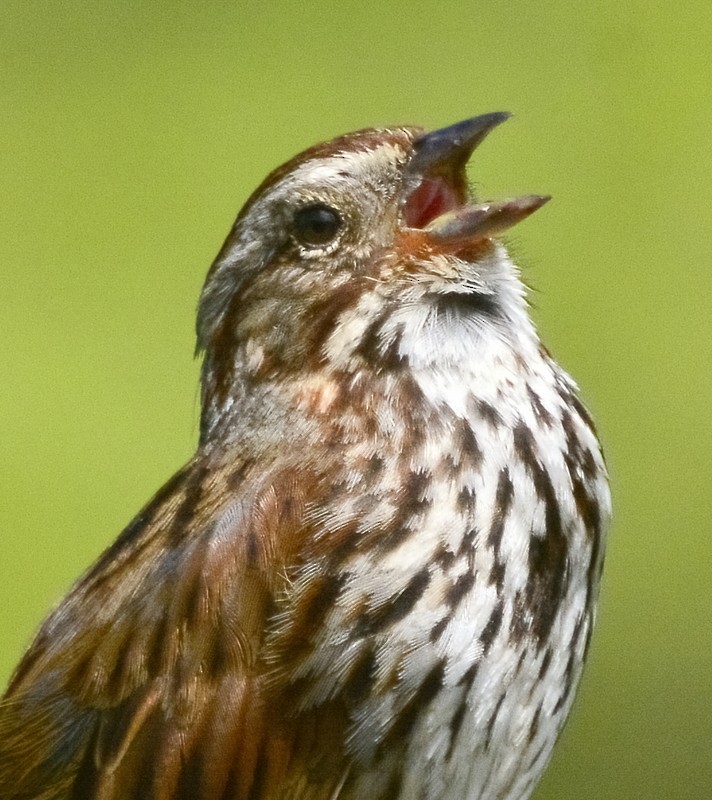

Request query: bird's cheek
[{"left": 394, "top": 228, "right": 433, "bottom": 260}]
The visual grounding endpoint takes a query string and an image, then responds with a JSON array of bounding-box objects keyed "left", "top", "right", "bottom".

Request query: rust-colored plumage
[{"left": 0, "top": 115, "right": 610, "bottom": 799}]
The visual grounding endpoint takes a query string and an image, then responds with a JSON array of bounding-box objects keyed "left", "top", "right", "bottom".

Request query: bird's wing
[{"left": 0, "top": 452, "right": 349, "bottom": 800}]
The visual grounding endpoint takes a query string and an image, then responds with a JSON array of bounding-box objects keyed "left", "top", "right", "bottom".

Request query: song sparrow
[{"left": 0, "top": 113, "right": 610, "bottom": 800}]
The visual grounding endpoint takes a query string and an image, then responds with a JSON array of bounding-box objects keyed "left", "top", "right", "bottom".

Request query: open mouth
[
  {"left": 401, "top": 113, "right": 549, "bottom": 248},
  {"left": 403, "top": 175, "right": 465, "bottom": 230}
]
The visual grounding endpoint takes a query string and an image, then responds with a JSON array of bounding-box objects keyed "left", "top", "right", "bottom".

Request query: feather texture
[{"left": 0, "top": 118, "right": 610, "bottom": 800}]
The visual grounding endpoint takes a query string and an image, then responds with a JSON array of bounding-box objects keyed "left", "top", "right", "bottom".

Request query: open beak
[{"left": 401, "top": 113, "right": 549, "bottom": 249}]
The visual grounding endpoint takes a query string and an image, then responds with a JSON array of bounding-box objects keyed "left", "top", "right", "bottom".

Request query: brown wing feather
[{"left": 0, "top": 453, "right": 349, "bottom": 800}]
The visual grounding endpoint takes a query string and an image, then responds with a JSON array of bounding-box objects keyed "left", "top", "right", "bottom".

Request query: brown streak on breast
[{"left": 512, "top": 423, "right": 569, "bottom": 648}]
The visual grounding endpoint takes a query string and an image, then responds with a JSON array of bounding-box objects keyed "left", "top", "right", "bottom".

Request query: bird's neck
[{"left": 198, "top": 283, "right": 549, "bottom": 456}]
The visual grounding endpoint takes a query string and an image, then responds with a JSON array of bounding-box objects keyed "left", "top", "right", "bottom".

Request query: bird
[{"left": 0, "top": 113, "right": 610, "bottom": 800}]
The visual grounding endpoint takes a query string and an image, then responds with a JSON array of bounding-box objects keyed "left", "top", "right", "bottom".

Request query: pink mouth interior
[{"left": 402, "top": 177, "right": 463, "bottom": 229}]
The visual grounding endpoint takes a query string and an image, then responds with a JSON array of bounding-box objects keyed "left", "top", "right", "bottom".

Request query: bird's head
[{"left": 196, "top": 115, "right": 549, "bottom": 439}]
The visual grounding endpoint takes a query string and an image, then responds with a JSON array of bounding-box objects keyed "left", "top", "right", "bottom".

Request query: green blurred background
[{"left": 2, "top": 1, "right": 710, "bottom": 797}]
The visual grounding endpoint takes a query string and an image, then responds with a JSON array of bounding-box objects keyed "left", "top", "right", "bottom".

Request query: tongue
[{"left": 402, "top": 178, "right": 461, "bottom": 228}]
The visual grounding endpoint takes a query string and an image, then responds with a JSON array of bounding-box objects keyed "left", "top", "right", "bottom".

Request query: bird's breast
[{"left": 262, "top": 355, "right": 607, "bottom": 799}]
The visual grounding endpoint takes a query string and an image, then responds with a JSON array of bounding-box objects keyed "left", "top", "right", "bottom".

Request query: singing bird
[{"left": 0, "top": 114, "right": 610, "bottom": 800}]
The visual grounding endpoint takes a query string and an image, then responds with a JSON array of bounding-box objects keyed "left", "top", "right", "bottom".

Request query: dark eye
[{"left": 293, "top": 204, "right": 342, "bottom": 246}]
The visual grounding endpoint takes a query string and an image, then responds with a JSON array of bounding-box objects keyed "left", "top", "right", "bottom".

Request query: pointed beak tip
[
  {"left": 529, "top": 194, "right": 552, "bottom": 209},
  {"left": 408, "top": 112, "right": 514, "bottom": 178},
  {"left": 421, "top": 193, "right": 551, "bottom": 247},
  {"left": 465, "top": 110, "right": 512, "bottom": 129}
]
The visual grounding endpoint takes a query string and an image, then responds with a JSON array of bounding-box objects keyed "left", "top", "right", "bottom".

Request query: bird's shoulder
[{"left": 0, "top": 448, "right": 348, "bottom": 800}]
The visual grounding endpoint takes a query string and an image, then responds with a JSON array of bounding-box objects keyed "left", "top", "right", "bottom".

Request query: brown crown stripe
[{"left": 228, "top": 127, "right": 416, "bottom": 230}]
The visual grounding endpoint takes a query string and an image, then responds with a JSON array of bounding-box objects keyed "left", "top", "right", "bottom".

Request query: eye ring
[{"left": 293, "top": 203, "right": 342, "bottom": 247}]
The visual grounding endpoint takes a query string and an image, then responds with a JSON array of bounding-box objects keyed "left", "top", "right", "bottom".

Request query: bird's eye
[{"left": 293, "top": 204, "right": 342, "bottom": 247}]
